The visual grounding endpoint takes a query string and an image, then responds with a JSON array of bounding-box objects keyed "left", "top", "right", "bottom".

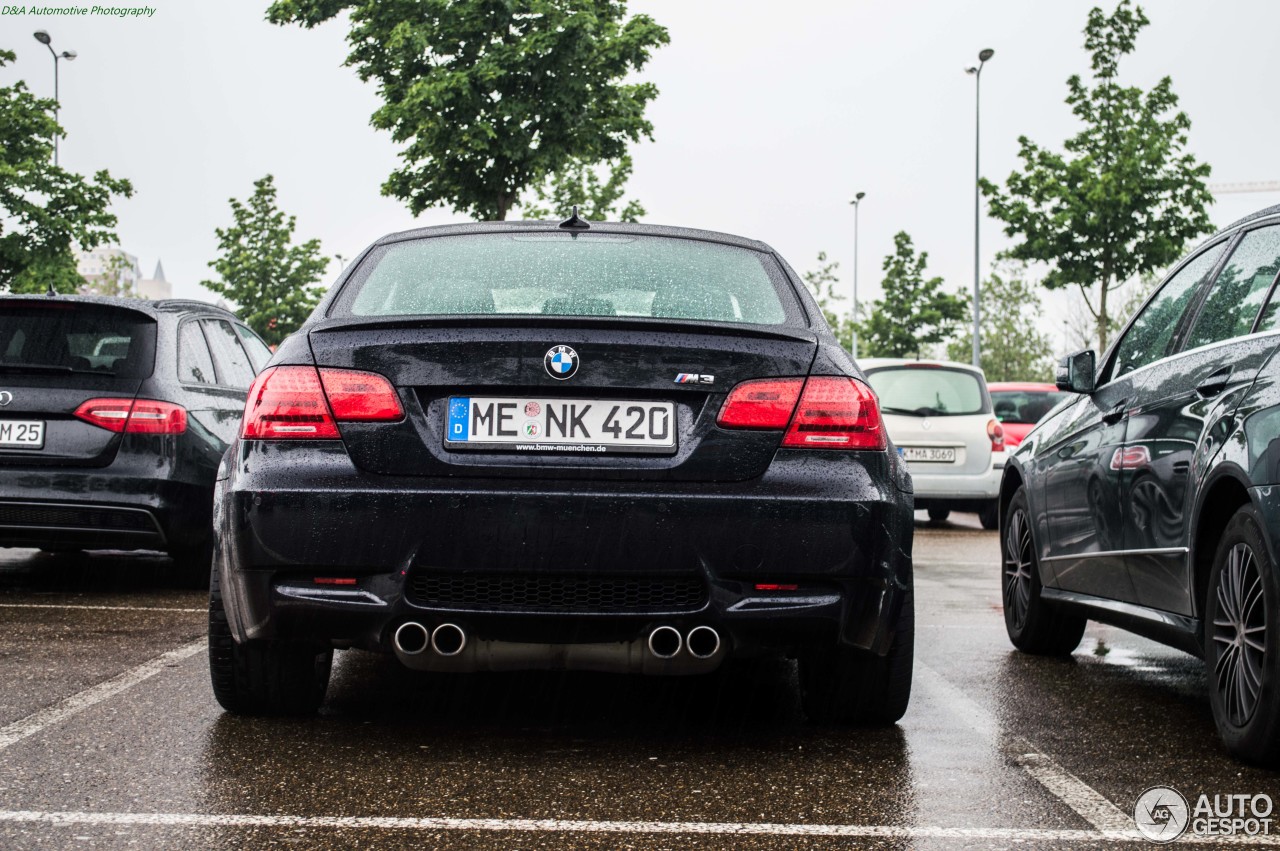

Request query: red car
[{"left": 988, "top": 382, "right": 1069, "bottom": 448}]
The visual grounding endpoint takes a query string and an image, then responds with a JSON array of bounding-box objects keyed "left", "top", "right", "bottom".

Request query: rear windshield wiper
[
  {"left": 0, "top": 364, "right": 116, "bottom": 377},
  {"left": 881, "top": 406, "right": 922, "bottom": 416}
]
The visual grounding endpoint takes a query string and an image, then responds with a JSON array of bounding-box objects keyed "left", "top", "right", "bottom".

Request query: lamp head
[
  {"left": 61, "top": 50, "right": 76, "bottom": 60},
  {"left": 33, "top": 30, "right": 51, "bottom": 45},
  {"left": 978, "top": 48, "right": 995, "bottom": 62},
  {"left": 854, "top": 192, "right": 866, "bottom": 202}
]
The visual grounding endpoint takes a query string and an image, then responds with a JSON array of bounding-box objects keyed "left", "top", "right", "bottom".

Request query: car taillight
[
  {"left": 242, "top": 366, "right": 340, "bottom": 439},
  {"left": 74, "top": 398, "right": 187, "bottom": 434},
  {"left": 241, "top": 366, "right": 403, "bottom": 439},
  {"left": 716, "top": 378, "right": 805, "bottom": 428},
  {"left": 782, "top": 376, "right": 886, "bottom": 450},
  {"left": 318, "top": 368, "right": 404, "bottom": 421},
  {"left": 988, "top": 418, "right": 1005, "bottom": 453}
]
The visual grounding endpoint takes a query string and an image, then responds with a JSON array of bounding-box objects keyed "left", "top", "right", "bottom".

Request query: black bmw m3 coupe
[{"left": 209, "top": 219, "right": 916, "bottom": 722}]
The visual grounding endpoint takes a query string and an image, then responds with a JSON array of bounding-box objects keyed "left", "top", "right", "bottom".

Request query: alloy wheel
[
  {"left": 1212, "top": 543, "right": 1267, "bottom": 727},
  {"left": 1003, "top": 508, "right": 1033, "bottom": 630}
]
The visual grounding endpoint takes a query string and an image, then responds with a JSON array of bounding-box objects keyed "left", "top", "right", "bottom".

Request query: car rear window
[
  {"left": 864, "top": 366, "right": 988, "bottom": 416},
  {"left": 991, "top": 390, "right": 1068, "bottom": 424},
  {"left": 0, "top": 302, "right": 157, "bottom": 379},
  {"left": 332, "top": 233, "right": 795, "bottom": 326}
]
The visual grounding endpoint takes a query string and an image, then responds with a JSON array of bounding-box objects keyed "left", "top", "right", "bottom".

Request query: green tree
[
  {"left": 801, "top": 251, "right": 854, "bottom": 352},
  {"left": 267, "top": 0, "right": 669, "bottom": 221},
  {"left": 201, "top": 175, "right": 329, "bottom": 346},
  {"left": 521, "top": 155, "right": 645, "bottom": 222},
  {"left": 0, "top": 49, "right": 132, "bottom": 294},
  {"left": 946, "top": 264, "right": 1053, "bottom": 380},
  {"left": 982, "top": 1, "right": 1213, "bottom": 351},
  {"left": 859, "top": 232, "right": 966, "bottom": 359}
]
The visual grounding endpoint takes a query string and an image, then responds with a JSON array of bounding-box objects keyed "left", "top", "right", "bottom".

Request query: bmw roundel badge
[{"left": 544, "top": 345, "right": 579, "bottom": 380}]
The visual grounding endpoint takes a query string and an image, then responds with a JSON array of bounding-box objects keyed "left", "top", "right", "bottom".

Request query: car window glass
[
  {"left": 0, "top": 303, "right": 157, "bottom": 378},
  {"left": 235, "top": 325, "right": 273, "bottom": 371},
  {"left": 863, "top": 367, "right": 986, "bottom": 416},
  {"left": 203, "top": 319, "right": 255, "bottom": 389},
  {"left": 178, "top": 321, "right": 217, "bottom": 385},
  {"left": 1185, "top": 226, "right": 1280, "bottom": 349},
  {"left": 991, "top": 390, "right": 1069, "bottom": 424},
  {"left": 1109, "top": 243, "right": 1226, "bottom": 381},
  {"left": 337, "top": 233, "right": 792, "bottom": 326}
]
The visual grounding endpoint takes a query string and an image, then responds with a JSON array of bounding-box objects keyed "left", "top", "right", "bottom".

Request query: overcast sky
[{"left": 4, "top": 0, "right": 1278, "bottom": 354}]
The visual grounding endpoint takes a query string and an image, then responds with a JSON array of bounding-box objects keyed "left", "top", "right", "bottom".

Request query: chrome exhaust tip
[
  {"left": 647, "top": 625, "right": 682, "bottom": 659},
  {"left": 431, "top": 623, "right": 467, "bottom": 657},
  {"left": 686, "top": 626, "right": 721, "bottom": 660},
  {"left": 393, "top": 621, "right": 430, "bottom": 656}
]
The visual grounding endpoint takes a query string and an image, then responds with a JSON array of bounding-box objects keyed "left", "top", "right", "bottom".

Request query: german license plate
[
  {"left": 446, "top": 397, "right": 676, "bottom": 454},
  {"left": 901, "top": 446, "right": 956, "bottom": 463},
  {"left": 0, "top": 420, "right": 45, "bottom": 450}
]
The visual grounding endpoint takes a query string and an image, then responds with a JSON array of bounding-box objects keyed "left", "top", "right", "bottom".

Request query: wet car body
[
  {"left": 210, "top": 220, "right": 916, "bottom": 722},
  {"left": 0, "top": 296, "right": 269, "bottom": 581},
  {"left": 1000, "top": 204, "right": 1280, "bottom": 764}
]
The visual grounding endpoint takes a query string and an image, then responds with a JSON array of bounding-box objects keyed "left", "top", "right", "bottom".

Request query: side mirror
[{"left": 1056, "top": 350, "right": 1096, "bottom": 394}]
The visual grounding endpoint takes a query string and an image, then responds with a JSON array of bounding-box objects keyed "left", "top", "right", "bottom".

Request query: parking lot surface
[{"left": 0, "top": 516, "right": 1277, "bottom": 849}]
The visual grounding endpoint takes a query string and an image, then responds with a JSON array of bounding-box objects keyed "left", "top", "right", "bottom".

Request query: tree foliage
[
  {"left": 801, "top": 251, "right": 854, "bottom": 352},
  {"left": 981, "top": 1, "right": 1213, "bottom": 351},
  {"left": 81, "top": 253, "right": 144, "bottom": 299},
  {"left": 520, "top": 155, "right": 645, "bottom": 222},
  {"left": 859, "top": 232, "right": 967, "bottom": 359},
  {"left": 267, "top": 0, "right": 669, "bottom": 221},
  {"left": 946, "top": 264, "right": 1053, "bottom": 381},
  {"left": 201, "top": 175, "right": 328, "bottom": 347},
  {"left": 0, "top": 48, "right": 132, "bottom": 294}
]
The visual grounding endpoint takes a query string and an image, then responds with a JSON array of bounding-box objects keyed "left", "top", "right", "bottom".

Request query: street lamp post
[
  {"left": 33, "top": 30, "right": 77, "bottom": 167},
  {"left": 849, "top": 192, "right": 866, "bottom": 359},
  {"left": 965, "top": 48, "right": 994, "bottom": 369}
]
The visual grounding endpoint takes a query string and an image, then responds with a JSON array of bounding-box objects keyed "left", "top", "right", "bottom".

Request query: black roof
[
  {"left": 373, "top": 219, "right": 778, "bottom": 254},
  {"left": 0, "top": 293, "right": 237, "bottom": 319},
  {"left": 1222, "top": 203, "right": 1280, "bottom": 234}
]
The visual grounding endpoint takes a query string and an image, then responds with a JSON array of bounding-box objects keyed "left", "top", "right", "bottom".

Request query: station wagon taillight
[
  {"left": 987, "top": 418, "right": 1005, "bottom": 453},
  {"left": 241, "top": 366, "right": 402, "bottom": 440},
  {"left": 718, "top": 376, "right": 885, "bottom": 450},
  {"left": 75, "top": 398, "right": 188, "bottom": 434}
]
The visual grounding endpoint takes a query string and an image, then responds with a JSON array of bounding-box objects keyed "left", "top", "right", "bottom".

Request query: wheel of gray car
[
  {"left": 1206, "top": 505, "right": 1280, "bottom": 767},
  {"left": 208, "top": 563, "right": 332, "bottom": 715},
  {"left": 927, "top": 508, "right": 950, "bottom": 523},
  {"left": 1002, "top": 487, "right": 1086, "bottom": 655},
  {"left": 799, "top": 586, "right": 913, "bottom": 725},
  {"left": 979, "top": 501, "right": 1000, "bottom": 530}
]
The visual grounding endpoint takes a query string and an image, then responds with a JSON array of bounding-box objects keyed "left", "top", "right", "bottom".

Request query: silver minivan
[{"left": 861, "top": 359, "right": 1005, "bottom": 528}]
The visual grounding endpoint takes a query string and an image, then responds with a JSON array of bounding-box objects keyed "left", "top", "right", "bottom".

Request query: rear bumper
[
  {"left": 0, "top": 461, "right": 212, "bottom": 551},
  {"left": 215, "top": 441, "right": 915, "bottom": 661},
  {"left": 906, "top": 463, "right": 1001, "bottom": 502}
]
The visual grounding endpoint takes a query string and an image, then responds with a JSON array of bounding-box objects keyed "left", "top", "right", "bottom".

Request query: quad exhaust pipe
[{"left": 392, "top": 621, "right": 725, "bottom": 674}]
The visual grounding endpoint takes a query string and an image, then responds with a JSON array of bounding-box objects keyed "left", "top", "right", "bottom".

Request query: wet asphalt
[{"left": 0, "top": 516, "right": 1277, "bottom": 850}]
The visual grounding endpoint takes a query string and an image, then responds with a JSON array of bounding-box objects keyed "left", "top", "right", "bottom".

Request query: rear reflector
[
  {"left": 716, "top": 378, "right": 805, "bottom": 429},
  {"left": 754, "top": 583, "right": 799, "bottom": 591},
  {"left": 242, "top": 366, "right": 403, "bottom": 439},
  {"left": 313, "top": 577, "right": 358, "bottom": 586},
  {"left": 318, "top": 368, "right": 404, "bottom": 421},
  {"left": 782, "top": 376, "right": 886, "bottom": 450},
  {"left": 74, "top": 398, "right": 187, "bottom": 434}
]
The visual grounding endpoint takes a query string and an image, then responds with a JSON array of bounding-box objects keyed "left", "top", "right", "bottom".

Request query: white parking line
[
  {"left": 0, "top": 640, "right": 204, "bottom": 752},
  {"left": 0, "top": 603, "right": 204, "bottom": 613},
  {"left": 915, "top": 663, "right": 1133, "bottom": 833},
  {"left": 0, "top": 810, "right": 1273, "bottom": 844}
]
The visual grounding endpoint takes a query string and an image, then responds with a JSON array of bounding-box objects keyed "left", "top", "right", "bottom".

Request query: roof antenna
[
  {"left": 46, "top": 278, "right": 56, "bottom": 297},
  {"left": 558, "top": 205, "right": 590, "bottom": 230}
]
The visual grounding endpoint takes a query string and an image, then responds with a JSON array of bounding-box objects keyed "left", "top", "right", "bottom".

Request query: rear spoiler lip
[{"left": 305, "top": 315, "right": 819, "bottom": 345}]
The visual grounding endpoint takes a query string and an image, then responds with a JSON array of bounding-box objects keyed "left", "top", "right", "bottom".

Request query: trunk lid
[{"left": 308, "top": 316, "right": 818, "bottom": 482}]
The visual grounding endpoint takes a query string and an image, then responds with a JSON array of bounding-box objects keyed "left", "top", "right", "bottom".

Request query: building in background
[
  {"left": 75, "top": 246, "right": 142, "bottom": 293},
  {"left": 137, "top": 260, "right": 173, "bottom": 300}
]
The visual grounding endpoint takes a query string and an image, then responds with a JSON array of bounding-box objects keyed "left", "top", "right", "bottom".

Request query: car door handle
[
  {"left": 1196, "top": 367, "right": 1232, "bottom": 398},
  {"left": 1101, "top": 401, "right": 1127, "bottom": 425}
]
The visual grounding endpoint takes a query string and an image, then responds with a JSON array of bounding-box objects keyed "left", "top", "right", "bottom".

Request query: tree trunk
[
  {"left": 495, "top": 193, "right": 512, "bottom": 221},
  {"left": 1097, "top": 273, "right": 1111, "bottom": 352}
]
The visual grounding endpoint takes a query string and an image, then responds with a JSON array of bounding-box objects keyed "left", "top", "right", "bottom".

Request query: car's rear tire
[
  {"left": 1002, "top": 487, "right": 1086, "bottom": 655},
  {"left": 208, "top": 563, "right": 332, "bottom": 715},
  {"left": 927, "top": 508, "right": 950, "bottom": 523},
  {"left": 979, "top": 501, "right": 1000, "bottom": 530},
  {"left": 170, "top": 536, "right": 213, "bottom": 590},
  {"left": 1206, "top": 505, "right": 1280, "bottom": 767},
  {"left": 799, "top": 588, "right": 913, "bottom": 725}
]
